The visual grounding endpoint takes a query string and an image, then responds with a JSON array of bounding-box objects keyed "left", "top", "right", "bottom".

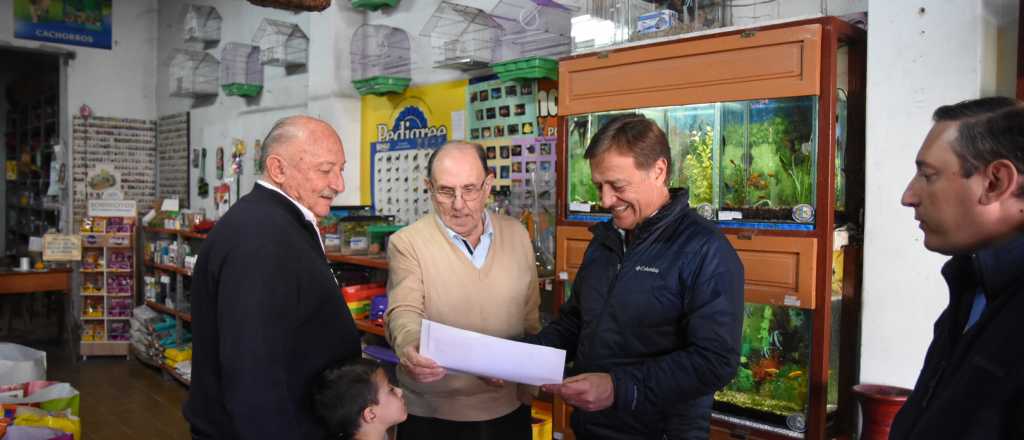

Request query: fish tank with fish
[
  {"left": 713, "top": 303, "right": 817, "bottom": 431},
  {"left": 565, "top": 96, "right": 842, "bottom": 229}
]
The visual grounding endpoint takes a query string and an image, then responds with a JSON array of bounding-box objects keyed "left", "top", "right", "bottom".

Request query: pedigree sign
[
  {"left": 360, "top": 79, "right": 468, "bottom": 204},
  {"left": 372, "top": 105, "right": 449, "bottom": 152}
]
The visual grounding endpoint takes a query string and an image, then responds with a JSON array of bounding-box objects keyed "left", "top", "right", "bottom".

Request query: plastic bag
[
  {"left": 2, "top": 425, "right": 68, "bottom": 440},
  {"left": 0, "top": 344, "right": 46, "bottom": 386},
  {"left": 0, "top": 382, "right": 79, "bottom": 416},
  {"left": 13, "top": 406, "right": 80, "bottom": 440}
]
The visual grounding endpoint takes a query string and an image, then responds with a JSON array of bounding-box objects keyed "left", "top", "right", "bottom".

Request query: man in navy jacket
[
  {"left": 529, "top": 115, "right": 744, "bottom": 439},
  {"left": 185, "top": 116, "right": 361, "bottom": 439},
  {"left": 892, "top": 97, "right": 1024, "bottom": 439}
]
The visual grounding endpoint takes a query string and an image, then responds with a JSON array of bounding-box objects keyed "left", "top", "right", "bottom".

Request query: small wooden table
[{"left": 0, "top": 267, "right": 72, "bottom": 341}]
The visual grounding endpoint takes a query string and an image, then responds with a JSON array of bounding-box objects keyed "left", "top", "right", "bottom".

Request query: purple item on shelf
[
  {"left": 369, "top": 295, "right": 388, "bottom": 322},
  {"left": 363, "top": 345, "right": 398, "bottom": 364}
]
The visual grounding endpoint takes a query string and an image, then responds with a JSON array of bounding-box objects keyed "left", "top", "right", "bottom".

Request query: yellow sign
[
  {"left": 43, "top": 234, "right": 82, "bottom": 261},
  {"left": 360, "top": 80, "right": 468, "bottom": 204}
]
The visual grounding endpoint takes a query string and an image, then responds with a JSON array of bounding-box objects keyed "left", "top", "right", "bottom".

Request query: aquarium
[
  {"left": 714, "top": 303, "right": 815, "bottom": 431},
  {"left": 565, "top": 96, "right": 832, "bottom": 228},
  {"left": 718, "top": 96, "right": 818, "bottom": 224}
]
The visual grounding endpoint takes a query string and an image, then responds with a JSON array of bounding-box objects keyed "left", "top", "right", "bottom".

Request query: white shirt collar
[
  {"left": 257, "top": 180, "right": 324, "bottom": 254},
  {"left": 436, "top": 211, "right": 493, "bottom": 244}
]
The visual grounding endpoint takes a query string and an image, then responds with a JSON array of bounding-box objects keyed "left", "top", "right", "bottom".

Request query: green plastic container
[
  {"left": 221, "top": 83, "right": 263, "bottom": 97},
  {"left": 491, "top": 57, "right": 558, "bottom": 81},
  {"left": 368, "top": 224, "right": 405, "bottom": 251},
  {"left": 351, "top": 0, "right": 399, "bottom": 11},
  {"left": 352, "top": 76, "right": 411, "bottom": 96}
]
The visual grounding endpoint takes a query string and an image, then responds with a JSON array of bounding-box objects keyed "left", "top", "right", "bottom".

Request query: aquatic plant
[{"left": 683, "top": 125, "right": 714, "bottom": 205}]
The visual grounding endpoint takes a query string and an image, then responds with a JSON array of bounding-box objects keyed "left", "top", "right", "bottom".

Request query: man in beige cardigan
[{"left": 385, "top": 141, "right": 541, "bottom": 440}]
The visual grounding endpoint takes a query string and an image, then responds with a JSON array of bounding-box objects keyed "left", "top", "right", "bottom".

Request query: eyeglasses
[{"left": 432, "top": 178, "right": 487, "bottom": 203}]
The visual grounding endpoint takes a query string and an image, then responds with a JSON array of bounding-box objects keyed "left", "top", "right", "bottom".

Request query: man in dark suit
[
  {"left": 892, "top": 97, "right": 1024, "bottom": 439},
  {"left": 185, "top": 116, "right": 362, "bottom": 439}
]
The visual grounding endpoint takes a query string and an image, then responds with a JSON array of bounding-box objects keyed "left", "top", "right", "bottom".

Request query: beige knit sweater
[{"left": 385, "top": 213, "right": 541, "bottom": 422}]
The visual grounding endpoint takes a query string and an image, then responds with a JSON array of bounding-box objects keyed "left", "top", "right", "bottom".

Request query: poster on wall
[
  {"left": 86, "top": 163, "right": 122, "bottom": 201},
  {"left": 13, "top": 0, "right": 113, "bottom": 50},
  {"left": 361, "top": 80, "right": 467, "bottom": 225}
]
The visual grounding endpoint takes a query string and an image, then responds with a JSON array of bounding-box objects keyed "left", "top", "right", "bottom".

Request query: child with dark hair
[{"left": 313, "top": 359, "right": 407, "bottom": 440}]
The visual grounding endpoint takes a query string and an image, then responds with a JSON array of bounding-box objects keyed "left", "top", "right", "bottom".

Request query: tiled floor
[{"left": 3, "top": 297, "right": 191, "bottom": 440}]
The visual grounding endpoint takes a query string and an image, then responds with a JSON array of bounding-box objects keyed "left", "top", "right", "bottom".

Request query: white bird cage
[
  {"left": 220, "top": 43, "right": 263, "bottom": 97},
  {"left": 183, "top": 4, "right": 221, "bottom": 44},
  {"left": 490, "top": 0, "right": 576, "bottom": 60},
  {"left": 252, "top": 18, "right": 309, "bottom": 67},
  {"left": 169, "top": 49, "right": 220, "bottom": 97},
  {"left": 420, "top": 1, "right": 503, "bottom": 70},
  {"left": 350, "top": 25, "right": 412, "bottom": 96}
]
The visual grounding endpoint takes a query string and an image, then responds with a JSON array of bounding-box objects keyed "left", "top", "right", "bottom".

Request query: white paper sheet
[{"left": 419, "top": 320, "right": 565, "bottom": 386}]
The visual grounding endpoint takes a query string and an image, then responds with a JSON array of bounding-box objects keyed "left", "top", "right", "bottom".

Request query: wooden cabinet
[
  {"left": 555, "top": 225, "right": 592, "bottom": 283},
  {"left": 726, "top": 235, "right": 817, "bottom": 309},
  {"left": 554, "top": 16, "right": 865, "bottom": 440}
]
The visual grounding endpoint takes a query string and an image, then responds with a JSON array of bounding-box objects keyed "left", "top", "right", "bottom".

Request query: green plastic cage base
[
  {"left": 221, "top": 83, "right": 263, "bottom": 97},
  {"left": 352, "top": 76, "right": 411, "bottom": 96},
  {"left": 351, "top": 0, "right": 399, "bottom": 11},
  {"left": 490, "top": 57, "right": 558, "bottom": 82}
]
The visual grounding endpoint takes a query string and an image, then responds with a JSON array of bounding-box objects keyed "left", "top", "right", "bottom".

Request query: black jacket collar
[
  {"left": 249, "top": 183, "right": 323, "bottom": 251},
  {"left": 590, "top": 190, "right": 690, "bottom": 253},
  {"left": 942, "top": 232, "right": 1024, "bottom": 302}
]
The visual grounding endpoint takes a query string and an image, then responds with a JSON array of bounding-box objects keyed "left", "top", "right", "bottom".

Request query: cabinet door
[
  {"left": 726, "top": 234, "right": 817, "bottom": 309},
  {"left": 555, "top": 225, "right": 592, "bottom": 282}
]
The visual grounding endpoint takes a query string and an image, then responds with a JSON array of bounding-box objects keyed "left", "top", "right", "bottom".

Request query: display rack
[
  {"left": 4, "top": 91, "right": 62, "bottom": 257},
  {"left": 78, "top": 216, "right": 136, "bottom": 358},
  {"left": 141, "top": 227, "right": 205, "bottom": 357}
]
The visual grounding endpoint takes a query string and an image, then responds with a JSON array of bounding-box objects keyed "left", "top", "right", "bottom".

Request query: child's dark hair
[{"left": 312, "top": 358, "right": 385, "bottom": 439}]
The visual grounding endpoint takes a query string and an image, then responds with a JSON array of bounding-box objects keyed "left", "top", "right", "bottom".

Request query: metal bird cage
[
  {"left": 350, "top": 25, "right": 412, "bottom": 96},
  {"left": 490, "top": 0, "right": 576, "bottom": 61},
  {"left": 253, "top": 18, "right": 309, "bottom": 67},
  {"left": 220, "top": 43, "right": 263, "bottom": 97},
  {"left": 183, "top": 4, "right": 221, "bottom": 44},
  {"left": 420, "top": 1, "right": 503, "bottom": 70},
  {"left": 169, "top": 49, "right": 220, "bottom": 97}
]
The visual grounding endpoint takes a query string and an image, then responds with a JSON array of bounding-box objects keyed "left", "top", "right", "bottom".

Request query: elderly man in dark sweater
[{"left": 185, "top": 116, "right": 361, "bottom": 439}]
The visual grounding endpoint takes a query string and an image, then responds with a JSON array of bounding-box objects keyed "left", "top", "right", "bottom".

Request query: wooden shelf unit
[
  {"left": 78, "top": 222, "right": 137, "bottom": 359},
  {"left": 553, "top": 17, "right": 866, "bottom": 440},
  {"left": 142, "top": 227, "right": 204, "bottom": 352}
]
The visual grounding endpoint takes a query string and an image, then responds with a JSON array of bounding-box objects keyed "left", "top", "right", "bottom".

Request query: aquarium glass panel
[
  {"left": 716, "top": 303, "right": 812, "bottom": 422},
  {"left": 718, "top": 96, "right": 818, "bottom": 223}
]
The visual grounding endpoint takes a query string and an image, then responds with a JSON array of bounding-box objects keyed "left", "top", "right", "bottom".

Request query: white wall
[
  {"left": 156, "top": 1, "right": 367, "bottom": 213},
  {"left": 859, "top": 0, "right": 1010, "bottom": 388}
]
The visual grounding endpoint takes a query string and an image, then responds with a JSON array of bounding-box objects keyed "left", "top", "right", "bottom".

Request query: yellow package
[
  {"left": 14, "top": 406, "right": 81, "bottom": 440},
  {"left": 165, "top": 346, "right": 192, "bottom": 363}
]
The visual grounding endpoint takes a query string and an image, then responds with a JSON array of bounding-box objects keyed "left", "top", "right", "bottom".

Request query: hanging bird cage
[
  {"left": 350, "top": 24, "right": 412, "bottom": 96},
  {"left": 253, "top": 18, "right": 309, "bottom": 67},
  {"left": 420, "top": 2, "right": 502, "bottom": 71},
  {"left": 183, "top": 4, "right": 221, "bottom": 44},
  {"left": 247, "top": 0, "right": 331, "bottom": 12},
  {"left": 169, "top": 49, "right": 220, "bottom": 97},
  {"left": 351, "top": 0, "right": 399, "bottom": 11},
  {"left": 220, "top": 43, "right": 263, "bottom": 97},
  {"left": 490, "top": 0, "right": 575, "bottom": 61}
]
